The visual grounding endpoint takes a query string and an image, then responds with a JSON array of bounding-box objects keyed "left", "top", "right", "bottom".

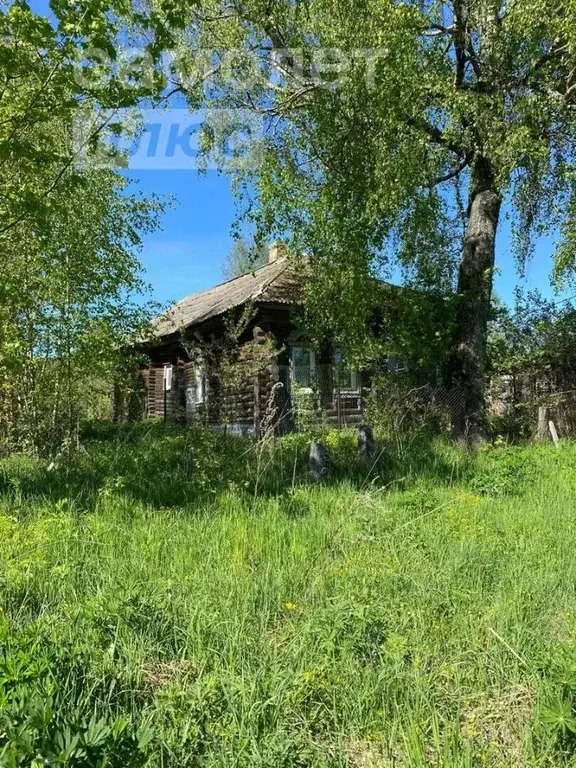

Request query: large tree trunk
[{"left": 447, "top": 156, "right": 501, "bottom": 439}]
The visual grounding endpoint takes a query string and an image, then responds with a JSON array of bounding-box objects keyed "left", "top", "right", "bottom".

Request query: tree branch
[
  {"left": 517, "top": 39, "right": 570, "bottom": 88},
  {"left": 423, "top": 23, "right": 456, "bottom": 37},
  {"left": 453, "top": 0, "right": 467, "bottom": 87},
  {"left": 0, "top": 109, "right": 120, "bottom": 237},
  {"left": 407, "top": 115, "right": 465, "bottom": 157},
  {"left": 430, "top": 156, "right": 469, "bottom": 186}
]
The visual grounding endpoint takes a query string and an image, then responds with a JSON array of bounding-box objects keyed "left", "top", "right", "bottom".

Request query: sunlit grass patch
[{"left": 1, "top": 432, "right": 576, "bottom": 765}]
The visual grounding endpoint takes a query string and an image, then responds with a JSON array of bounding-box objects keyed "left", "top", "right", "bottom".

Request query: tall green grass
[{"left": 1, "top": 426, "right": 576, "bottom": 765}]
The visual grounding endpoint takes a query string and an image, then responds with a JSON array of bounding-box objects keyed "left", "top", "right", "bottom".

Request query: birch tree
[{"left": 0, "top": 0, "right": 167, "bottom": 451}]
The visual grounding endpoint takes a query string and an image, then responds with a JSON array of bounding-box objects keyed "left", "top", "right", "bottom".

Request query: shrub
[{"left": 469, "top": 445, "right": 536, "bottom": 496}]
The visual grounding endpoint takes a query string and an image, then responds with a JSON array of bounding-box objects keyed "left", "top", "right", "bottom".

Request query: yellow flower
[{"left": 283, "top": 601, "right": 297, "bottom": 611}]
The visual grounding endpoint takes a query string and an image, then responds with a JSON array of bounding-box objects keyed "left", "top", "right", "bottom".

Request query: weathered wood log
[
  {"left": 309, "top": 442, "right": 328, "bottom": 483},
  {"left": 537, "top": 407, "right": 549, "bottom": 442},
  {"left": 358, "top": 424, "right": 375, "bottom": 461},
  {"left": 549, "top": 420, "right": 560, "bottom": 448}
]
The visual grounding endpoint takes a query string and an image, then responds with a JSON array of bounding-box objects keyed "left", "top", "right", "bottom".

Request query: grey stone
[
  {"left": 309, "top": 441, "right": 328, "bottom": 482},
  {"left": 358, "top": 424, "right": 375, "bottom": 460}
]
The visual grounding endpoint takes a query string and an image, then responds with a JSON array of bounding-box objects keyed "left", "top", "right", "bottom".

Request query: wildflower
[{"left": 284, "top": 601, "right": 297, "bottom": 611}]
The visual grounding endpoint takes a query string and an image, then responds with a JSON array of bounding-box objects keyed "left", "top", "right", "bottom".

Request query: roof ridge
[
  {"left": 170, "top": 258, "right": 280, "bottom": 308},
  {"left": 252, "top": 259, "right": 290, "bottom": 299},
  {"left": 150, "top": 257, "right": 300, "bottom": 338}
]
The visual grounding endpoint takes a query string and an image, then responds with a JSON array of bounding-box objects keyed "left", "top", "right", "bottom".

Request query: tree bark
[{"left": 447, "top": 156, "right": 501, "bottom": 439}]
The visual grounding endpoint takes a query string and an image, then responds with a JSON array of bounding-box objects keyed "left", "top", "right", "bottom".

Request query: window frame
[
  {"left": 387, "top": 357, "right": 408, "bottom": 374},
  {"left": 290, "top": 345, "right": 316, "bottom": 392},
  {"left": 333, "top": 349, "right": 359, "bottom": 393},
  {"left": 163, "top": 363, "right": 173, "bottom": 392},
  {"left": 194, "top": 365, "right": 205, "bottom": 405}
]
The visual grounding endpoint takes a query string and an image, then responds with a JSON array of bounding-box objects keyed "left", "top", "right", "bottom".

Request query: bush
[
  {"left": 364, "top": 375, "right": 452, "bottom": 457},
  {"left": 469, "top": 444, "right": 536, "bottom": 496}
]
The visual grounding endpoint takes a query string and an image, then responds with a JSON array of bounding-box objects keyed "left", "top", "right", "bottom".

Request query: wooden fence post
[
  {"left": 537, "top": 407, "right": 548, "bottom": 441},
  {"left": 253, "top": 373, "right": 261, "bottom": 439},
  {"left": 549, "top": 420, "right": 560, "bottom": 449}
]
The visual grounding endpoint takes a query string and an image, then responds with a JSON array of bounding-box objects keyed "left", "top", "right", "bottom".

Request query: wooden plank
[{"left": 549, "top": 420, "right": 560, "bottom": 448}]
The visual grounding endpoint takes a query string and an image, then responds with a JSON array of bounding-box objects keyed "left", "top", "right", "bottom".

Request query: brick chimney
[{"left": 268, "top": 240, "right": 287, "bottom": 263}]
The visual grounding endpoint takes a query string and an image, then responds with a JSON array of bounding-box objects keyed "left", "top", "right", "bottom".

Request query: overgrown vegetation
[
  {"left": 486, "top": 290, "right": 576, "bottom": 439},
  {"left": 2, "top": 425, "right": 576, "bottom": 766},
  {"left": 489, "top": 290, "right": 576, "bottom": 383},
  {"left": 0, "top": 0, "right": 169, "bottom": 454},
  {"left": 4, "top": 0, "right": 576, "bottom": 763}
]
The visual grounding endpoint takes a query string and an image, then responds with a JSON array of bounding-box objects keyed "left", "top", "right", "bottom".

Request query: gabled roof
[{"left": 152, "top": 257, "right": 303, "bottom": 338}]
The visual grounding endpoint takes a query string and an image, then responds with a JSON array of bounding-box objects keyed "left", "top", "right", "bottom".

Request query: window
[
  {"left": 333, "top": 349, "right": 359, "bottom": 392},
  {"left": 387, "top": 357, "right": 408, "bottom": 374},
  {"left": 195, "top": 366, "right": 205, "bottom": 404},
  {"left": 291, "top": 346, "right": 315, "bottom": 390},
  {"left": 163, "top": 364, "right": 173, "bottom": 392}
]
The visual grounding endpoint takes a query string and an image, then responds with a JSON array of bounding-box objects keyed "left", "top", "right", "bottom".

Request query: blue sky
[{"left": 132, "top": 170, "right": 238, "bottom": 307}]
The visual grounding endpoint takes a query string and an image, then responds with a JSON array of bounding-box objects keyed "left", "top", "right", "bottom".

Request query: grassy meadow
[{"left": 2, "top": 425, "right": 576, "bottom": 766}]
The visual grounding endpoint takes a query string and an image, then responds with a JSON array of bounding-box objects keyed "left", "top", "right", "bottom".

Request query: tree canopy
[{"left": 0, "top": 0, "right": 167, "bottom": 451}]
